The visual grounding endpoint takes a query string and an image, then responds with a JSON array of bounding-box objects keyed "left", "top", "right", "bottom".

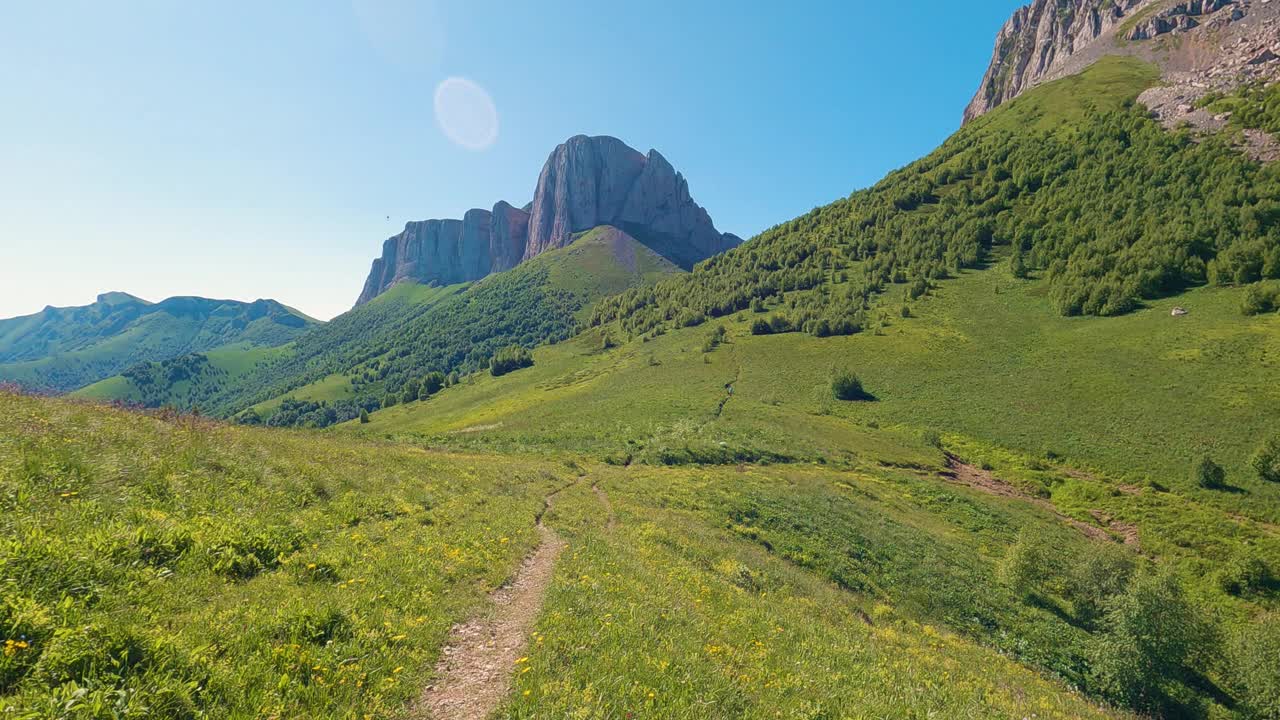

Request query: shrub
[
  {"left": 1192, "top": 455, "right": 1226, "bottom": 489},
  {"left": 1067, "top": 542, "right": 1136, "bottom": 628},
  {"left": 1088, "top": 569, "right": 1214, "bottom": 712},
  {"left": 1218, "top": 549, "right": 1273, "bottom": 597},
  {"left": 490, "top": 345, "right": 533, "bottom": 377},
  {"left": 1229, "top": 613, "right": 1280, "bottom": 719},
  {"left": 1252, "top": 436, "right": 1280, "bottom": 483},
  {"left": 831, "top": 370, "right": 870, "bottom": 401},
  {"left": 997, "top": 529, "right": 1061, "bottom": 600},
  {"left": 1242, "top": 285, "right": 1279, "bottom": 316},
  {"left": 359, "top": 409, "right": 370, "bottom": 424},
  {"left": 422, "top": 371, "right": 446, "bottom": 396},
  {"left": 751, "top": 319, "right": 773, "bottom": 336}
]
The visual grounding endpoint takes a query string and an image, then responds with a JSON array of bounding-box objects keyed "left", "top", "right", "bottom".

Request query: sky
[{"left": 0, "top": 0, "right": 1025, "bottom": 321}]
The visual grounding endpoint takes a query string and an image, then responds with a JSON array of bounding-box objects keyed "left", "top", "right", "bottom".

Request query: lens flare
[{"left": 433, "top": 77, "right": 499, "bottom": 151}]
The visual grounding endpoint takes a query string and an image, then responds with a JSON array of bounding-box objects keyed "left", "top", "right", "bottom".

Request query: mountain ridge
[
  {"left": 0, "top": 293, "right": 318, "bottom": 392},
  {"left": 355, "top": 135, "right": 740, "bottom": 306}
]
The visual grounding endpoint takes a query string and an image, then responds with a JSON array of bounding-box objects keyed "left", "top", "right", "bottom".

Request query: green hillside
[
  {"left": 340, "top": 57, "right": 1280, "bottom": 718},
  {"left": 0, "top": 389, "right": 1136, "bottom": 719},
  {"left": 0, "top": 294, "right": 317, "bottom": 393},
  {"left": 85, "top": 226, "right": 684, "bottom": 427}
]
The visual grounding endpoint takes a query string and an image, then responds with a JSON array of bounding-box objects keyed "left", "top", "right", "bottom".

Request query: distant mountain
[
  {"left": 0, "top": 293, "right": 318, "bottom": 392},
  {"left": 81, "top": 226, "right": 684, "bottom": 424},
  {"left": 355, "top": 135, "right": 740, "bottom": 306}
]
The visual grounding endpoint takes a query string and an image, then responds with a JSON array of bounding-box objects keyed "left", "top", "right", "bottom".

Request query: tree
[
  {"left": 401, "top": 380, "right": 422, "bottom": 404},
  {"left": 423, "top": 371, "right": 446, "bottom": 396},
  {"left": 1252, "top": 436, "right": 1280, "bottom": 483},
  {"left": 1192, "top": 454, "right": 1227, "bottom": 489},
  {"left": 1010, "top": 251, "right": 1029, "bottom": 279},
  {"left": 1088, "top": 569, "right": 1214, "bottom": 712},
  {"left": 1067, "top": 542, "right": 1136, "bottom": 628},
  {"left": 490, "top": 345, "right": 534, "bottom": 377},
  {"left": 359, "top": 409, "right": 370, "bottom": 424}
]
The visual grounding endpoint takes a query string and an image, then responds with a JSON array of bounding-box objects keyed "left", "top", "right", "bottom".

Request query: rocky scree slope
[
  {"left": 964, "top": 0, "right": 1276, "bottom": 125},
  {"left": 355, "top": 135, "right": 740, "bottom": 306}
]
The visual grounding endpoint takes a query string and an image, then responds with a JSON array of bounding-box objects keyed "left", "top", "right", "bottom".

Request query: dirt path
[
  {"left": 412, "top": 490, "right": 568, "bottom": 720},
  {"left": 942, "top": 456, "right": 1138, "bottom": 548},
  {"left": 592, "top": 479, "right": 617, "bottom": 530}
]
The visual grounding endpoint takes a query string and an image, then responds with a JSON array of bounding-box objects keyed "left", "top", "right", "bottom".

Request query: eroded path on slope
[{"left": 413, "top": 488, "right": 569, "bottom": 720}]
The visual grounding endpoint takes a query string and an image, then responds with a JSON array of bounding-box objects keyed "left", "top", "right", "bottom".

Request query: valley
[{"left": 3, "top": 0, "right": 1280, "bottom": 718}]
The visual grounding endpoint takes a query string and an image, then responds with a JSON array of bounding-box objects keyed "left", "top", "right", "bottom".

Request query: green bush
[
  {"left": 1218, "top": 549, "right": 1273, "bottom": 597},
  {"left": 1067, "top": 542, "right": 1136, "bottom": 628},
  {"left": 1192, "top": 454, "right": 1227, "bottom": 490},
  {"left": 490, "top": 345, "right": 534, "bottom": 377},
  {"left": 831, "top": 370, "right": 870, "bottom": 401},
  {"left": 1229, "top": 613, "right": 1280, "bottom": 720},
  {"left": 1252, "top": 436, "right": 1280, "bottom": 483},
  {"left": 997, "top": 529, "right": 1061, "bottom": 601},
  {"left": 1087, "top": 569, "right": 1214, "bottom": 712},
  {"left": 1242, "top": 285, "right": 1279, "bottom": 316}
]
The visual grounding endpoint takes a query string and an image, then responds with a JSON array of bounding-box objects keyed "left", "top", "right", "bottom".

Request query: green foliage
[
  {"left": 997, "top": 528, "right": 1063, "bottom": 600},
  {"left": 1202, "top": 81, "right": 1280, "bottom": 135},
  {"left": 1242, "top": 284, "right": 1280, "bottom": 316},
  {"left": 831, "top": 369, "right": 870, "bottom": 401},
  {"left": 590, "top": 57, "right": 1280, "bottom": 338},
  {"left": 1217, "top": 548, "right": 1274, "bottom": 597},
  {"left": 0, "top": 296, "right": 315, "bottom": 394},
  {"left": 1193, "top": 454, "right": 1227, "bottom": 490},
  {"left": 1253, "top": 436, "right": 1280, "bottom": 483},
  {"left": 489, "top": 345, "right": 533, "bottom": 377},
  {"left": 1087, "top": 569, "right": 1215, "bottom": 712},
  {"left": 1066, "top": 542, "right": 1137, "bottom": 629},
  {"left": 1228, "top": 614, "right": 1280, "bottom": 720},
  {"left": 359, "top": 409, "right": 370, "bottom": 424}
]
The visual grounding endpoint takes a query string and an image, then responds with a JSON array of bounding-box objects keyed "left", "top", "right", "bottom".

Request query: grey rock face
[
  {"left": 355, "top": 135, "right": 740, "bottom": 306},
  {"left": 963, "top": 0, "right": 1147, "bottom": 124},
  {"left": 1128, "top": 0, "right": 1237, "bottom": 40}
]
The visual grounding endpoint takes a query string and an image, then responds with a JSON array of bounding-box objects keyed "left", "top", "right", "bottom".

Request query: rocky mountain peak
[{"left": 355, "top": 135, "right": 739, "bottom": 306}]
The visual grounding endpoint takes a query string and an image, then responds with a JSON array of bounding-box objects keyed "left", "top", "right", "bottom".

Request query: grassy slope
[
  {"left": 72, "top": 343, "right": 292, "bottom": 404},
  {"left": 0, "top": 392, "right": 1129, "bottom": 719},
  {"left": 0, "top": 391, "right": 567, "bottom": 718},
  {"left": 341, "top": 56, "right": 1280, "bottom": 717},
  {"left": 251, "top": 227, "right": 682, "bottom": 421}
]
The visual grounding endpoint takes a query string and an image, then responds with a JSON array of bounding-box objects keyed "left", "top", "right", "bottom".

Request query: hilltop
[{"left": 0, "top": 293, "right": 317, "bottom": 393}]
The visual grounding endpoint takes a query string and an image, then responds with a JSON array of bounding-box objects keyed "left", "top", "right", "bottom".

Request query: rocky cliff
[
  {"left": 964, "top": 0, "right": 1150, "bottom": 124},
  {"left": 355, "top": 135, "right": 740, "bottom": 306}
]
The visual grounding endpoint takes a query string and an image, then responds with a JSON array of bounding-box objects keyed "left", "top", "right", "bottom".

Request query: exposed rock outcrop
[
  {"left": 355, "top": 136, "right": 740, "bottom": 306},
  {"left": 964, "top": 0, "right": 1148, "bottom": 124},
  {"left": 966, "top": 0, "right": 1271, "bottom": 125},
  {"left": 1127, "top": 0, "right": 1237, "bottom": 40}
]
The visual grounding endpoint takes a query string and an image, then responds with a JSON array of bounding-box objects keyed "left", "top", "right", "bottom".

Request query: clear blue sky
[{"left": 0, "top": 0, "right": 1022, "bottom": 321}]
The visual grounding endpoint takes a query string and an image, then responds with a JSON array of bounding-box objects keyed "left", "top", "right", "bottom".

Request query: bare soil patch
[{"left": 941, "top": 457, "right": 1132, "bottom": 546}]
